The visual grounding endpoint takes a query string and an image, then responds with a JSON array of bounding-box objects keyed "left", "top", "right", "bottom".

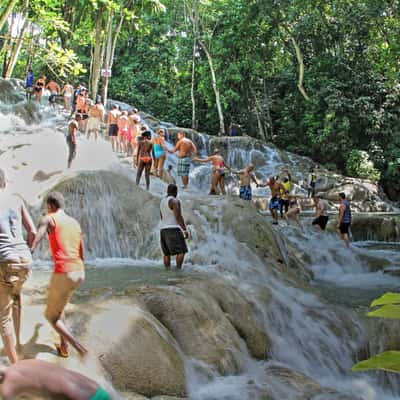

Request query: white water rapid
[{"left": 0, "top": 101, "right": 399, "bottom": 400}]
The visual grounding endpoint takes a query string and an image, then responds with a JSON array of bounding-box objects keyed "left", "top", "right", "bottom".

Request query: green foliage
[
  {"left": 346, "top": 150, "right": 381, "bottom": 182},
  {"left": 2, "top": 0, "right": 400, "bottom": 198},
  {"left": 352, "top": 293, "right": 400, "bottom": 375},
  {"left": 352, "top": 351, "right": 400, "bottom": 374}
]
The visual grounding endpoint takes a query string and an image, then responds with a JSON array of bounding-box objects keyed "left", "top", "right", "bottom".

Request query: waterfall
[{"left": 1, "top": 87, "right": 400, "bottom": 399}]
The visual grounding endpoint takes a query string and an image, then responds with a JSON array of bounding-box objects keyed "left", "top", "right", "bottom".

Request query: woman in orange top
[{"left": 30, "top": 192, "right": 87, "bottom": 358}]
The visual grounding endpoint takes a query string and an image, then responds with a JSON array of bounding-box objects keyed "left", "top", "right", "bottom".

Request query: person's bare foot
[{"left": 55, "top": 342, "right": 69, "bottom": 358}]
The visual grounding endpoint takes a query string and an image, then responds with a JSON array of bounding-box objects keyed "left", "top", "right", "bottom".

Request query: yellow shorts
[{"left": 45, "top": 272, "right": 84, "bottom": 324}]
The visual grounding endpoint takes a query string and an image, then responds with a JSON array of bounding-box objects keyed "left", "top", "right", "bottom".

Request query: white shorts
[{"left": 87, "top": 117, "right": 100, "bottom": 131}]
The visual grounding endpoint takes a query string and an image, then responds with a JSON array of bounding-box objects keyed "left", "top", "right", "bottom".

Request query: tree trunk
[
  {"left": 1, "top": 19, "right": 13, "bottom": 78},
  {"left": 102, "top": 11, "right": 124, "bottom": 107},
  {"left": 0, "top": 0, "right": 18, "bottom": 33},
  {"left": 191, "top": 37, "right": 197, "bottom": 129},
  {"left": 290, "top": 36, "right": 310, "bottom": 101},
  {"left": 199, "top": 40, "right": 225, "bottom": 135},
  {"left": 4, "top": 0, "right": 29, "bottom": 79},
  {"left": 249, "top": 84, "right": 267, "bottom": 142},
  {"left": 263, "top": 79, "right": 274, "bottom": 142},
  {"left": 90, "top": 7, "right": 104, "bottom": 101}
]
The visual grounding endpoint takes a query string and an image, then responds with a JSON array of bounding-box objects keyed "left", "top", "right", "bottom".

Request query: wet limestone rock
[
  {"left": 138, "top": 286, "right": 242, "bottom": 374},
  {"left": 138, "top": 278, "right": 270, "bottom": 375},
  {"left": 88, "top": 302, "right": 186, "bottom": 398},
  {"left": 264, "top": 365, "right": 361, "bottom": 400},
  {"left": 220, "top": 199, "right": 284, "bottom": 266},
  {"left": 44, "top": 171, "right": 161, "bottom": 259},
  {"left": 0, "top": 78, "right": 25, "bottom": 103},
  {"left": 192, "top": 279, "right": 271, "bottom": 360}
]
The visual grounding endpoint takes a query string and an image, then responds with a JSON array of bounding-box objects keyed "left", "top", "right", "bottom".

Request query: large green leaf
[
  {"left": 370, "top": 293, "right": 400, "bottom": 308},
  {"left": 367, "top": 304, "right": 400, "bottom": 320},
  {"left": 352, "top": 351, "right": 400, "bottom": 374}
]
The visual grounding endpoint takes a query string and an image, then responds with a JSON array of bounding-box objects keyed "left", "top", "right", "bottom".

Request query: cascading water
[{"left": 1, "top": 93, "right": 400, "bottom": 399}]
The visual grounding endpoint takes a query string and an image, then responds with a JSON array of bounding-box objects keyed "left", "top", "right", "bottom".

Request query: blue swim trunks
[
  {"left": 269, "top": 197, "right": 280, "bottom": 210},
  {"left": 240, "top": 185, "right": 252, "bottom": 201}
]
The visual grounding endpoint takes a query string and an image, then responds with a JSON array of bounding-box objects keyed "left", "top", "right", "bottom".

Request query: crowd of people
[
  {"left": 0, "top": 74, "right": 355, "bottom": 398},
  {"left": 29, "top": 76, "right": 353, "bottom": 246}
]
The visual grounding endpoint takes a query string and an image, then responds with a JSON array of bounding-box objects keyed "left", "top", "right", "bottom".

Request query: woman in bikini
[
  {"left": 136, "top": 131, "right": 155, "bottom": 191},
  {"left": 152, "top": 128, "right": 168, "bottom": 178},
  {"left": 34, "top": 76, "right": 46, "bottom": 102},
  {"left": 194, "top": 149, "right": 229, "bottom": 195}
]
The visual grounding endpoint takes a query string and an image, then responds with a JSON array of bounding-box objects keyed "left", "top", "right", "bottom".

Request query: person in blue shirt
[{"left": 25, "top": 69, "right": 34, "bottom": 101}]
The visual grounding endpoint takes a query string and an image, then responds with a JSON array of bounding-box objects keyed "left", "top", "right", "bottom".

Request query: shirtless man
[
  {"left": 169, "top": 132, "right": 197, "bottom": 189},
  {"left": 46, "top": 79, "right": 61, "bottom": 109},
  {"left": 30, "top": 192, "right": 88, "bottom": 358},
  {"left": 233, "top": 164, "right": 259, "bottom": 201},
  {"left": 194, "top": 149, "right": 229, "bottom": 195},
  {"left": 87, "top": 100, "right": 105, "bottom": 140},
  {"left": 117, "top": 111, "right": 129, "bottom": 153},
  {"left": 136, "top": 131, "right": 155, "bottom": 191},
  {"left": 267, "top": 176, "right": 282, "bottom": 225},
  {"left": 62, "top": 82, "right": 74, "bottom": 111},
  {"left": 0, "top": 169, "right": 36, "bottom": 363},
  {"left": 66, "top": 114, "right": 81, "bottom": 168},
  {"left": 0, "top": 359, "right": 111, "bottom": 400},
  {"left": 312, "top": 194, "right": 329, "bottom": 231},
  {"left": 107, "top": 104, "right": 121, "bottom": 152}
]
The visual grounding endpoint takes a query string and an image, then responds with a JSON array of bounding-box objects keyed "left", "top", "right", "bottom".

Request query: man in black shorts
[
  {"left": 312, "top": 194, "right": 329, "bottom": 230},
  {"left": 160, "top": 184, "right": 189, "bottom": 270},
  {"left": 107, "top": 104, "right": 121, "bottom": 152}
]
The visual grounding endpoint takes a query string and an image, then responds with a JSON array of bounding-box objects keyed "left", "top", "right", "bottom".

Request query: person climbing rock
[
  {"left": 117, "top": 110, "right": 130, "bottom": 154},
  {"left": 46, "top": 79, "right": 61, "bottom": 109},
  {"left": 160, "top": 184, "right": 189, "bottom": 270},
  {"left": 307, "top": 167, "right": 317, "bottom": 198},
  {"left": 34, "top": 76, "right": 46, "bottom": 103},
  {"left": 168, "top": 131, "right": 197, "bottom": 189},
  {"left": 107, "top": 104, "right": 121, "bottom": 152},
  {"left": 152, "top": 128, "right": 168, "bottom": 178},
  {"left": 279, "top": 169, "right": 292, "bottom": 218},
  {"left": 312, "top": 194, "right": 329, "bottom": 231},
  {"left": 0, "top": 359, "right": 111, "bottom": 400},
  {"left": 0, "top": 169, "right": 36, "bottom": 363},
  {"left": 233, "top": 164, "right": 259, "bottom": 201},
  {"left": 66, "top": 114, "right": 81, "bottom": 169},
  {"left": 62, "top": 82, "right": 74, "bottom": 111},
  {"left": 30, "top": 192, "right": 88, "bottom": 358},
  {"left": 285, "top": 194, "right": 303, "bottom": 230},
  {"left": 194, "top": 149, "right": 229, "bottom": 195},
  {"left": 136, "top": 130, "right": 155, "bottom": 191},
  {"left": 337, "top": 192, "right": 352, "bottom": 247},
  {"left": 25, "top": 69, "right": 34, "bottom": 102},
  {"left": 87, "top": 99, "right": 105, "bottom": 140}
]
